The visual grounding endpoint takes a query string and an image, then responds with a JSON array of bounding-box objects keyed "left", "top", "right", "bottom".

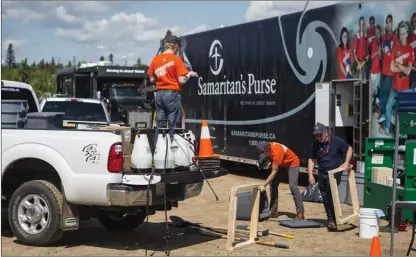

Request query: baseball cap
[
  {"left": 257, "top": 141, "right": 270, "bottom": 169},
  {"left": 313, "top": 122, "right": 327, "bottom": 135},
  {"left": 165, "top": 35, "right": 181, "bottom": 46}
]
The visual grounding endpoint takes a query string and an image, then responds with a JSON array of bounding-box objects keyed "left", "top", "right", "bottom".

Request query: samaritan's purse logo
[{"left": 209, "top": 39, "right": 223, "bottom": 76}]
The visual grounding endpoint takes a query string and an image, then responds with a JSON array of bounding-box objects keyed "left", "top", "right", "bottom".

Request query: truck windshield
[
  {"left": 111, "top": 86, "right": 146, "bottom": 100},
  {"left": 42, "top": 101, "right": 108, "bottom": 122}
]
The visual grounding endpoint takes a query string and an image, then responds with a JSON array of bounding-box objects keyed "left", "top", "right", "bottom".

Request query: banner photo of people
[{"left": 333, "top": 2, "right": 416, "bottom": 138}]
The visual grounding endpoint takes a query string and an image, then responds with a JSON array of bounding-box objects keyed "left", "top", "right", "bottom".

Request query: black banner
[{"left": 179, "top": 1, "right": 416, "bottom": 166}]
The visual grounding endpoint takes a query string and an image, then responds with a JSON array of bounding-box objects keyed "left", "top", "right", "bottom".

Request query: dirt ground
[{"left": 1, "top": 170, "right": 413, "bottom": 256}]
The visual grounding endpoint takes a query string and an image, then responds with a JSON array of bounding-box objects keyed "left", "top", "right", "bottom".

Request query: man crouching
[{"left": 257, "top": 141, "right": 305, "bottom": 220}]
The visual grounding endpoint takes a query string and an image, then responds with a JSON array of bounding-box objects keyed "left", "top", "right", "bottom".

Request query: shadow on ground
[{"left": 3, "top": 218, "right": 218, "bottom": 254}]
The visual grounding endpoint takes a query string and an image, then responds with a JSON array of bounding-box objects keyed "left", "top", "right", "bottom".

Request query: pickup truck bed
[{"left": 1, "top": 127, "right": 228, "bottom": 246}]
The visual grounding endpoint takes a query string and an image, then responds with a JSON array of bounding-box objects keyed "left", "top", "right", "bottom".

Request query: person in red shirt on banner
[
  {"left": 408, "top": 13, "right": 416, "bottom": 89},
  {"left": 352, "top": 17, "right": 369, "bottom": 80},
  {"left": 383, "top": 21, "right": 415, "bottom": 136},
  {"left": 366, "top": 16, "right": 376, "bottom": 81},
  {"left": 370, "top": 25, "right": 383, "bottom": 110},
  {"left": 337, "top": 27, "right": 354, "bottom": 79},
  {"left": 378, "top": 14, "right": 398, "bottom": 125}
]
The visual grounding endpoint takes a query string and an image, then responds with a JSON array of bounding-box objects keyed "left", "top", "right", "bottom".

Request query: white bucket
[{"left": 359, "top": 208, "right": 380, "bottom": 239}]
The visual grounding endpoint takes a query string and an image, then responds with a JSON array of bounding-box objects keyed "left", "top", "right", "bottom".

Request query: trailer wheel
[
  {"left": 8, "top": 180, "right": 65, "bottom": 246},
  {"left": 98, "top": 211, "right": 146, "bottom": 230}
]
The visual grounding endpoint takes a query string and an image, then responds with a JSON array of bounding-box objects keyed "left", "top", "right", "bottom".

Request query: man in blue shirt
[{"left": 307, "top": 122, "right": 353, "bottom": 231}]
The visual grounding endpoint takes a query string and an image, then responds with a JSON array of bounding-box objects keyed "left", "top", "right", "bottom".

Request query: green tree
[
  {"left": 5, "top": 43, "right": 16, "bottom": 70},
  {"left": 108, "top": 53, "right": 113, "bottom": 64},
  {"left": 99, "top": 56, "right": 105, "bottom": 61},
  {"left": 135, "top": 57, "right": 148, "bottom": 70}
]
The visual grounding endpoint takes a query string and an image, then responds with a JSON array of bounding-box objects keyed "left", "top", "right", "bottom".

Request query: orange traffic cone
[
  {"left": 370, "top": 236, "right": 381, "bottom": 256},
  {"left": 197, "top": 120, "right": 218, "bottom": 159}
]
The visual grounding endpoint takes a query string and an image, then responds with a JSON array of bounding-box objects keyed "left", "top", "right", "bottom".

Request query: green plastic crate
[{"left": 364, "top": 137, "right": 395, "bottom": 182}]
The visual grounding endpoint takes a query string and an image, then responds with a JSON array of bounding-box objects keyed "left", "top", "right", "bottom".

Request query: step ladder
[{"left": 353, "top": 80, "right": 364, "bottom": 161}]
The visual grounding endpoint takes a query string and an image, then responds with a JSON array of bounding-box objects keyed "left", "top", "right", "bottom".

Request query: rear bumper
[{"left": 107, "top": 168, "right": 228, "bottom": 207}]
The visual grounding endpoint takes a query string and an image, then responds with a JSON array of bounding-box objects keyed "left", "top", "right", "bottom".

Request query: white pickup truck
[{"left": 1, "top": 80, "right": 228, "bottom": 246}]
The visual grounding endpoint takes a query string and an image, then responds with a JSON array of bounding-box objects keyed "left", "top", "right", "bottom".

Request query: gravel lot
[{"left": 2, "top": 168, "right": 413, "bottom": 256}]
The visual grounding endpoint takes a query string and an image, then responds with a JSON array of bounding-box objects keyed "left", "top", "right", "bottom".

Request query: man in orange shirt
[
  {"left": 147, "top": 34, "right": 198, "bottom": 143},
  {"left": 383, "top": 22, "right": 415, "bottom": 136},
  {"left": 257, "top": 141, "right": 305, "bottom": 220}
]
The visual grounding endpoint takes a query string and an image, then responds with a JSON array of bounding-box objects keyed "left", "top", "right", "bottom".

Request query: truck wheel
[
  {"left": 8, "top": 180, "right": 65, "bottom": 246},
  {"left": 98, "top": 211, "right": 146, "bottom": 230}
]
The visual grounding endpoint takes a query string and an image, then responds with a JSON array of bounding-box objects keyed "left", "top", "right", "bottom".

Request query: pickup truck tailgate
[{"left": 108, "top": 168, "right": 228, "bottom": 207}]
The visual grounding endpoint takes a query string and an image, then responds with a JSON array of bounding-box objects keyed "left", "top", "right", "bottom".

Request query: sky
[{"left": 0, "top": 0, "right": 343, "bottom": 66}]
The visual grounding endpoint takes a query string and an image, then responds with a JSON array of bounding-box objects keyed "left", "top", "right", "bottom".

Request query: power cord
[
  {"left": 175, "top": 132, "right": 218, "bottom": 201},
  {"left": 144, "top": 129, "right": 156, "bottom": 256},
  {"left": 144, "top": 126, "right": 171, "bottom": 257}
]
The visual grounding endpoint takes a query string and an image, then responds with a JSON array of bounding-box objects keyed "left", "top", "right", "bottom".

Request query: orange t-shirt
[
  {"left": 269, "top": 142, "right": 300, "bottom": 168},
  {"left": 147, "top": 53, "right": 189, "bottom": 92},
  {"left": 391, "top": 43, "right": 415, "bottom": 91}
]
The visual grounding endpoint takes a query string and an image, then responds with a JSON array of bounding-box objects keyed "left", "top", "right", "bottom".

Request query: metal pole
[{"left": 389, "top": 111, "right": 400, "bottom": 256}]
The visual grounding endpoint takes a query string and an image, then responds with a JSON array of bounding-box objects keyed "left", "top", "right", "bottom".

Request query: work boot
[
  {"left": 269, "top": 202, "right": 279, "bottom": 218},
  {"left": 296, "top": 212, "right": 305, "bottom": 220},
  {"left": 327, "top": 220, "right": 337, "bottom": 232},
  {"left": 269, "top": 207, "right": 279, "bottom": 218}
]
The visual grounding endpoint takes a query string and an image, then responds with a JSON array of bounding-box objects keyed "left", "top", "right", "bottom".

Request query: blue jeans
[
  {"left": 379, "top": 74, "right": 393, "bottom": 117},
  {"left": 154, "top": 90, "right": 182, "bottom": 146},
  {"left": 385, "top": 88, "right": 398, "bottom": 130}
]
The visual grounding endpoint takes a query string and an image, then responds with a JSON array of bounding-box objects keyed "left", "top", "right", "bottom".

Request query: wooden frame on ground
[
  {"left": 226, "top": 183, "right": 261, "bottom": 251},
  {"left": 328, "top": 167, "right": 360, "bottom": 225}
]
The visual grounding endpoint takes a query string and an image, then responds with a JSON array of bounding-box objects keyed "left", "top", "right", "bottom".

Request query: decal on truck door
[{"left": 83, "top": 144, "right": 100, "bottom": 164}]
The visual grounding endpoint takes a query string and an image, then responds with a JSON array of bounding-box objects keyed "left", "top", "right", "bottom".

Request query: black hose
[
  {"left": 163, "top": 131, "right": 170, "bottom": 256},
  {"left": 174, "top": 132, "right": 218, "bottom": 201},
  {"left": 144, "top": 141, "right": 156, "bottom": 256}
]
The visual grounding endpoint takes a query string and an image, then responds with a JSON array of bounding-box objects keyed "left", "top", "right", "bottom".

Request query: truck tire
[
  {"left": 8, "top": 180, "right": 65, "bottom": 246},
  {"left": 98, "top": 211, "right": 146, "bottom": 230}
]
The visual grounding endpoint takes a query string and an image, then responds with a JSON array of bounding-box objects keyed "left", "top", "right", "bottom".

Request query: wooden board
[
  {"left": 123, "top": 154, "right": 132, "bottom": 171},
  {"left": 328, "top": 166, "right": 360, "bottom": 226},
  {"left": 226, "top": 183, "right": 261, "bottom": 251},
  {"left": 97, "top": 125, "right": 132, "bottom": 154}
]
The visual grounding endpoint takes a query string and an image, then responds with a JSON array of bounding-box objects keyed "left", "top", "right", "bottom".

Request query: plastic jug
[
  {"left": 131, "top": 132, "right": 153, "bottom": 173},
  {"left": 154, "top": 133, "right": 175, "bottom": 172}
]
